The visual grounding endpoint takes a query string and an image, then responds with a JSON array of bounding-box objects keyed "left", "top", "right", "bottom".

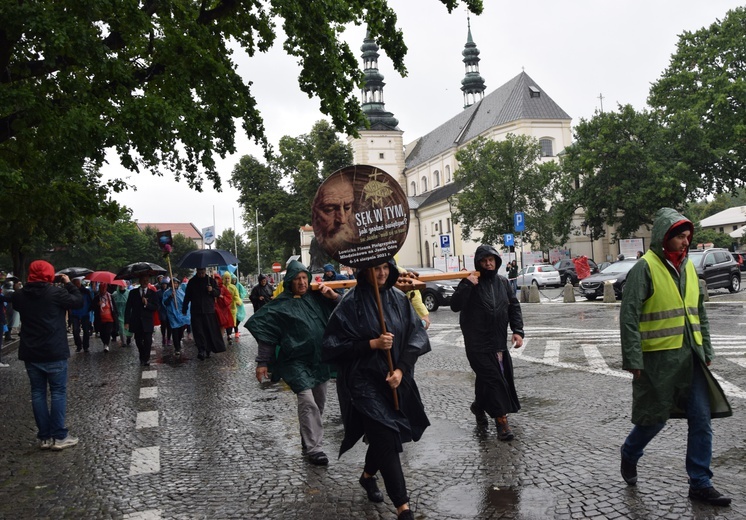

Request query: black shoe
[
  {"left": 76, "top": 347, "right": 82, "bottom": 353},
  {"left": 689, "top": 486, "right": 731, "bottom": 506},
  {"left": 620, "top": 446, "right": 637, "bottom": 486},
  {"left": 397, "top": 509, "right": 414, "bottom": 520},
  {"left": 197, "top": 352, "right": 205, "bottom": 361},
  {"left": 496, "top": 416, "right": 514, "bottom": 441},
  {"left": 470, "top": 402, "right": 489, "bottom": 427},
  {"left": 359, "top": 473, "right": 384, "bottom": 503},
  {"left": 205, "top": 351, "right": 211, "bottom": 358},
  {"left": 307, "top": 452, "right": 329, "bottom": 466}
]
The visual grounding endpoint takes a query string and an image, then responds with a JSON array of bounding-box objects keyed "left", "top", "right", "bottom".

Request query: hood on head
[
  {"left": 28, "top": 260, "right": 55, "bottom": 283},
  {"left": 323, "top": 263, "right": 335, "bottom": 273},
  {"left": 474, "top": 244, "right": 502, "bottom": 271},
  {"left": 222, "top": 272, "right": 232, "bottom": 284},
  {"left": 213, "top": 273, "right": 223, "bottom": 286},
  {"left": 357, "top": 259, "right": 399, "bottom": 291},
  {"left": 650, "top": 208, "right": 694, "bottom": 254},
  {"left": 284, "top": 260, "right": 310, "bottom": 292},
  {"left": 258, "top": 273, "right": 266, "bottom": 282}
]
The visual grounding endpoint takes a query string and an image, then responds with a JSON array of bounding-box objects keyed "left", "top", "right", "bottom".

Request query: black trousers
[
  {"left": 98, "top": 321, "right": 114, "bottom": 346},
  {"left": 72, "top": 316, "right": 91, "bottom": 350},
  {"left": 362, "top": 415, "right": 409, "bottom": 508},
  {"left": 134, "top": 330, "right": 153, "bottom": 364},
  {"left": 190, "top": 313, "right": 224, "bottom": 354},
  {"left": 171, "top": 326, "right": 185, "bottom": 352}
]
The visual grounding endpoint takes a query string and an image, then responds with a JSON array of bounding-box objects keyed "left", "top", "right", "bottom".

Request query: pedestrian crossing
[{"left": 428, "top": 324, "right": 746, "bottom": 399}]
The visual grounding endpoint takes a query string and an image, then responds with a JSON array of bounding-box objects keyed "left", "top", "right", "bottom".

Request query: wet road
[{"left": 0, "top": 297, "right": 744, "bottom": 519}]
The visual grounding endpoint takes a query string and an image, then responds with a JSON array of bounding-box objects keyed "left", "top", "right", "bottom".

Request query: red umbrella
[{"left": 85, "top": 271, "right": 126, "bottom": 287}]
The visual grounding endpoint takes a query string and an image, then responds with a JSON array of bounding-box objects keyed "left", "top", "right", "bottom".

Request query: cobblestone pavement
[{"left": 0, "top": 301, "right": 744, "bottom": 519}]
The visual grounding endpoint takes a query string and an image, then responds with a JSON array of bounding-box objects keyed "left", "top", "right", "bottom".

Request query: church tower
[
  {"left": 461, "top": 17, "right": 486, "bottom": 108},
  {"left": 348, "top": 30, "right": 406, "bottom": 189}
]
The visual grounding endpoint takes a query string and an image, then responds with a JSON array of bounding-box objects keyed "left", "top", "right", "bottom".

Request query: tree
[
  {"left": 215, "top": 228, "right": 253, "bottom": 276},
  {"left": 648, "top": 7, "right": 746, "bottom": 195},
  {"left": 452, "top": 134, "right": 560, "bottom": 249},
  {"left": 553, "top": 105, "right": 702, "bottom": 242},
  {"left": 693, "top": 229, "right": 736, "bottom": 249},
  {"left": 2, "top": 0, "right": 482, "bottom": 192},
  {"left": 230, "top": 120, "right": 353, "bottom": 259}
]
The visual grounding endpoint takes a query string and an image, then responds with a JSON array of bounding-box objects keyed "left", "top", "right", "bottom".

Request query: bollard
[
  {"left": 520, "top": 285, "right": 529, "bottom": 303},
  {"left": 602, "top": 281, "right": 616, "bottom": 303},
  {"left": 563, "top": 282, "right": 576, "bottom": 303},
  {"left": 699, "top": 278, "right": 709, "bottom": 302},
  {"left": 529, "top": 283, "right": 541, "bottom": 303}
]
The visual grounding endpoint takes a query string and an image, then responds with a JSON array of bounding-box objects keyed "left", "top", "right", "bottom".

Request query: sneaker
[
  {"left": 76, "top": 347, "right": 82, "bottom": 353},
  {"left": 620, "top": 446, "right": 637, "bottom": 486},
  {"left": 175, "top": 350, "right": 181, "bottom": 358},
  {"left": 307, "top": 451, "right": 329, "bottom": 466},
  {"left": 235, "top": 332, "right": 241, "bottom": 339},
  {"left": 0, "top": 362, "right": 9, "bottom": 368},
  {"left": 104, "top": 346, "right": 109, "bottom": 352},
  {"left": 39, "top": 439, "right": 53, "bottom": 450},
  {"left": 689, "top": 486, "right": 731, "bottom": 506},
  {"left": 51, "top": 436, "right": 79, "bottom": 451},
  {"left": 227, "top": 337, "right": 232, "bottom": 345},
  {"left": 359, "top": 473, "right": 384, "bottom": 503},
  {"left": 470, "top": 402, "right": 489, "bottom": 427},
  {"left": 496, "top": 416, "right": 514, "bottom": 441}
]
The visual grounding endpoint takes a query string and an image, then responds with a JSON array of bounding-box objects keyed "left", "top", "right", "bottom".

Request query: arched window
[
  {"left": 539, "top": 138, "right": 554, "bottom": 157},
  {"left": 421, "top": 176, "right": 428, "bottom": 193},
  {"left": 410, "top": 181, "right": 417, "bottom": 196},
  {"left": 445, "top": 165, "right": 451, "bottom": 183},
  {"left": 433, "top": 170, "right": 440, "bottom": 187}
]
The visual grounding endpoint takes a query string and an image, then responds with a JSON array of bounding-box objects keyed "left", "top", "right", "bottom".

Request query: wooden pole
[
  {"left": 367, "top": 268, "right": 399, "bottom": 411},
  {"left": 165, "top": 256, "right": 179, "bottom": 314},
  {"left": 311, "top": 270, "right": 478, "bottom": 292}
]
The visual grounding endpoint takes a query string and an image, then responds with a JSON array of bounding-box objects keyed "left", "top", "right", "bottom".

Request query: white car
[{"left": 517, "top": 264, "right": 562, "bottom": 288}]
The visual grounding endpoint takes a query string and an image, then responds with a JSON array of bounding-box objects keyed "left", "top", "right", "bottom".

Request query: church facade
[{"left": 347, "top": 25, "right": 573, "bottom": 270}]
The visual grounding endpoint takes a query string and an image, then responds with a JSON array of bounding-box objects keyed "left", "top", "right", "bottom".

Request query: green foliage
[
  {"left": 452, "top": 134, "right": 561, "bottom": 249},
  {"left": 693, "top": 229, "right": 736, "bottom": 249},
  {"left": 214, "top": 228, "right": 255, "bottom": 276},
  {"left": 648, "top": 6, "right": 746, "bottom": 194},
  {"left": 230, "top": 120, "right": 353, "bottom": 259},
  {"left": 2, "top": 0, "right": 482, "bottom": 191},
  {"left": 554, "top": 105, "right": 701, "bottom": 241}
]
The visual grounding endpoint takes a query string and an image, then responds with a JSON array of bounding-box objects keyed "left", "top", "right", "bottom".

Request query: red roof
[{"left": 137, "top": 223, "right": 203, "bottom": 240}]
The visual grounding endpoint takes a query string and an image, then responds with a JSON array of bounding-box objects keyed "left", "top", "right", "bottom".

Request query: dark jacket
[
  {"left": 183, "top": 274, "right": 219, "bottom": 314},
  {"left": 247, "top": 261, "right": 336, "bottom": 393},
  {"left": 124, "top": 286, "right": 160, "bottom": 334},
  {"left": 450, "top": 244, "right": 524, "bottom": 352},
  {"left": 621, "top": 207, "right": 731, "bottom": 425},
  {"left": 323, "top": 259, "right": 431, "bottom": 456},
  {"left": 249, "top": 280, "right": 273, "bottom": 312},
  {"left": 12, "top": 282, "right": 83, "bottom": 362}
]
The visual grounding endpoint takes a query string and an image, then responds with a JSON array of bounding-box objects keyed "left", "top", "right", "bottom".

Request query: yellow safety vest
[{"left": 639, "top": 251, "right": 703, "bottom": 352}]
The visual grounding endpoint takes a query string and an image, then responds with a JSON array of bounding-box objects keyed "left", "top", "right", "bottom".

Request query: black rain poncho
[
  {"left": 322, "top": 259, "right": 431, "bottom": 456},
  {"left": 247, "top": 261, "right": 335, "bottom": 393}
]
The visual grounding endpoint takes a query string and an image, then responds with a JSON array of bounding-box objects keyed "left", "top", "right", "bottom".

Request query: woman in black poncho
[{"left": 322, "top": 259, "right": 430, "bottom": 520}]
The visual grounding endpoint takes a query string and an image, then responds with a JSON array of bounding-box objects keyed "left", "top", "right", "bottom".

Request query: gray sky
[{"left": 103, "top": 0, "right": 743, "bottom": 242}]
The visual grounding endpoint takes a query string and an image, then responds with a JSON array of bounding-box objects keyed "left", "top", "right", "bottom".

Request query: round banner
[{"left": 312, "top": 164, "right": 409, "bottom": 269}]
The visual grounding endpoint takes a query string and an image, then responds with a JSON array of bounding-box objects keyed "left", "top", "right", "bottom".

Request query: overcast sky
[{"left": 103, "top": 0, "right": 743, "bottom": 241}]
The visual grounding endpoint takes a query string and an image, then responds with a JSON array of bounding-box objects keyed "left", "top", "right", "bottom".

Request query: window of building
[
  {"left": 431, "top": 222, "right": 436, "bottom": 236},
  {"left": 421, "top": 176, "right": 428, "bottom": 192},
  {"left": 433, "top": 170, "right": 440, "bottom": 187},
  {"left": 447, "top": 218, "right": 452, "bottom": 233},
  {"left": 540, "top": 138, "right": 553, "bottom": 157},
  {"left": 410, "top": 181, "right": 416, "bottom": 196},
  {"left": 379, "top": 152, "right": 385, "bottom": 159},
  {"left": 529, "top": 86, "right": 541, "bottom": 98},
  {"left": 445, "top": 165, "right": 451, "bottom": 183},
  {"left": 734, "top": 225, "right": 739, "bottom": 231},
  {"left": 719, "top": 227, "right": 724, "bottom": 233}
]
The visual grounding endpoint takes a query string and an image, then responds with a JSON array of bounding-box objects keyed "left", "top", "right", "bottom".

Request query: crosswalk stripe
[
  {"left": 543, "top": 340, "right": 560, "bottom": 364},
  {"left": 581, "top": 344, "right": 610, "bottom": 370},
  {"left": 710, "top": 372, "right": 746, "bottom": 400},
  {"left": 728, "top": 358, "right": 746, "bottom": 369}
]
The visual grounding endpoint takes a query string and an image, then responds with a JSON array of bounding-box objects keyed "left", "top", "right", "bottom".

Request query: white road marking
[
  {"left": 136, "top": 411, "right": 159, "bottom": 429},
  {"left": 543, "top": 340, "right": 560, "bottom": 364},
  {"left": 142, "top": 370, "right": 157, "bottom": 379},
  {"left": 129, "top": 446, "right": 160, "bottom": 476},
  {"left": 710, "top": 372, "right": 746, "bottom": 400},
  {"left": 728, "top": 358, "right": 746, "bottom": 369},
  {"left": 123, "top": 511, "right": 162, "bottom": 520},
  {"left": 581, "top": 344, "right": 610, "bottom": 370},
  {"left": 140, "top": 387, "right": 158, "bottom": 399}
]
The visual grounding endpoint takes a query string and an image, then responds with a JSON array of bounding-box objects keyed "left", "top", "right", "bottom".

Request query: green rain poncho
[{"left": 246, "top": 261, "right": 335, "bottom": 393}]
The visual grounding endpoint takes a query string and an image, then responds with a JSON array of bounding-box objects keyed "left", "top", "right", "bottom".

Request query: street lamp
[{"left": 581, "top": 220, "right": 594, "bottom": 260}]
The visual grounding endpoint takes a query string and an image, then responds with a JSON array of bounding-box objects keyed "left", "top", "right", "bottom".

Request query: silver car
[{"left": 517, "top": 264, "right": 562, "bottom": 288}]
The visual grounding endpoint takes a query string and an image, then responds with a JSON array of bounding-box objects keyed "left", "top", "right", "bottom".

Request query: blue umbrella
[{"left": 178, "top": 249, "right": 239, "bottom": 269}]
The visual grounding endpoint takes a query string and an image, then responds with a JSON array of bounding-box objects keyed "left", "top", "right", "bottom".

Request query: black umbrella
[
  {"left": 55, "top": 267, "right": 93, "bottom": 278},
  {"left": 177, "top": 249, "right": 239, "bottom": 269},
  {"left": 114, "top": 262, "right": 168, "bottom": 280}
]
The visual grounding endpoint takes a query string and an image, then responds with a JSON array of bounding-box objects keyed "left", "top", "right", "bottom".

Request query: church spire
[
  {"left": 461, "top": 16, "right": 486, "bottom": 109},
  {"left": 359, "top": 30, "right": 399, "bottom": 130}
]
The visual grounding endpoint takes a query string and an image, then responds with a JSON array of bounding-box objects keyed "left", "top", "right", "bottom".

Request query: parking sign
[
  {"left": 514, "top": 212, "right": 525, "bottom": 232},
  {"left": 439, "top": 234, "right": 451, "bottom": 249},
  {"left": 504, "top": 233, "right": 514, "bottom": 246}
]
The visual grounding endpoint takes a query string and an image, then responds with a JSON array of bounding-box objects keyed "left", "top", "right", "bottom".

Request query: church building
[{"left": 347, "top": 22, "right": 573, "bottom": 269}]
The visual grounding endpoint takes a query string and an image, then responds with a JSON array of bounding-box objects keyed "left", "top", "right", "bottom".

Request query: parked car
[
  {"left": 553, "top": 258, "right": 599, "bottom": 285},
  {"left": 687, "top": 248, "right": 741, "bottom": 293},
  {"left": 578, "top": 259, "right": 639, "bottom": 300},
  {"left": 401, "top": 267, "right": 459, "bottom": 311},
  {"left": 732, "top": 251, "right": 746, "bottom": 272},
  {"left": 516, "top": 264, "right": 562, "bottom": 288}
]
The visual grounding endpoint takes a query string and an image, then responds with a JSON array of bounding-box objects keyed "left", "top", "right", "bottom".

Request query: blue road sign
[
  {"left": 504, "top": 233, "right": 514, "bottom": 246},
  {"left": 439, "top": 234, "right": 451, "bottom": 249},
  {"left": 514, "top": 212, "right": 525, "bottom": 232}
]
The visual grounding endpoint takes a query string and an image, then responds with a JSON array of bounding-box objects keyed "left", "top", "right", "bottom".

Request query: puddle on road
[{"left": 436, "top": 483, "right": 555, "bottom": 518}]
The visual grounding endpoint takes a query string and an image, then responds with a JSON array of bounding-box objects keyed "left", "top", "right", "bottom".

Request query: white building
[{"left": 699, "top": 205, "right": 746, "bottom": 239}]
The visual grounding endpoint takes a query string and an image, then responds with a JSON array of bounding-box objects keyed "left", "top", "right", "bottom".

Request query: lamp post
[{"left": 581, "top": 220, "right": 594, "bottom": 261}]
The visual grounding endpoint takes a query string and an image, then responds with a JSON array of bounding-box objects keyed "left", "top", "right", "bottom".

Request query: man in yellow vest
[{"left": 619, "top": 208, "right": 732, "bottom": 506}]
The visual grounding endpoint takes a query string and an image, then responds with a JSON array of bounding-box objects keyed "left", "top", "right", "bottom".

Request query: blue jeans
[
  {"left": 25, "top": 360, "right": 69, "bottom": 440},
  {"left": 622, "top": 357, "right": 713, "bottom": 489}
]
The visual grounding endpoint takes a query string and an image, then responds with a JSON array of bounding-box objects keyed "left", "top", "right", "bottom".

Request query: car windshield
[
  {"left": 687, "top": 252, "right": 705, "bottom": 267},
  {"left": 536, "top": 265, "right": 557, "bottom": 272},
  {"left": 601, "top": 261, "right": 637, "bottom": 274}
]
